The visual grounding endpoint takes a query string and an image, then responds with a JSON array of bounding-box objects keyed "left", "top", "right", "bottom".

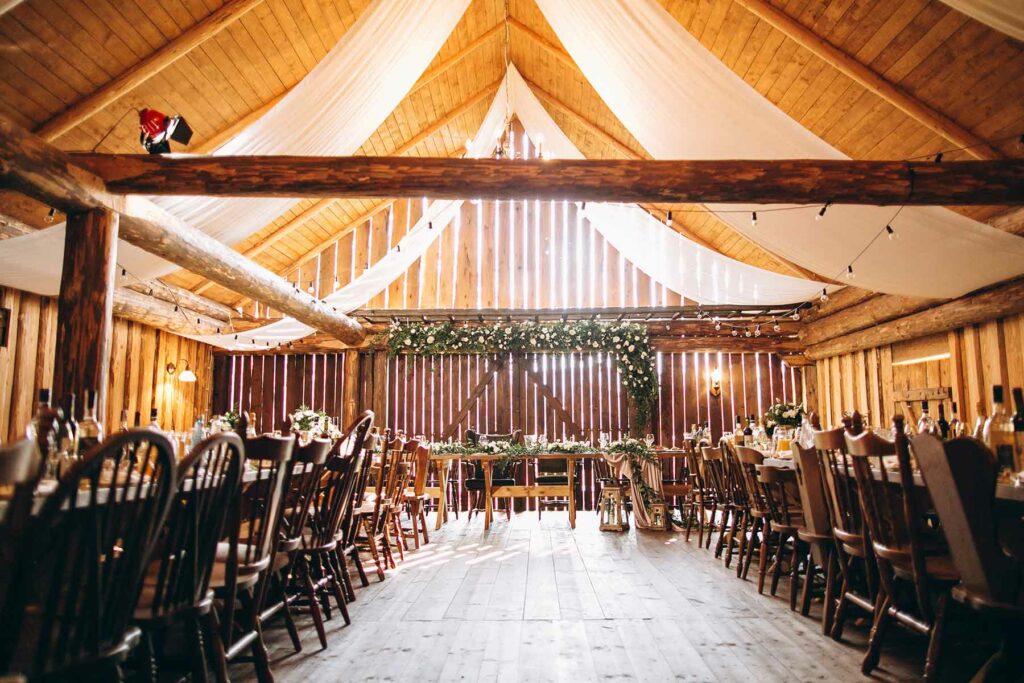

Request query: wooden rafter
[
  {"left": 35, "top": 0, "right": 265, "bottom": 142},
  {"left": 733, "top": 0, "right": 1002, "bottom": 160},
  {"left": 72, "top": 154, "right": 1024, "bottom": 205}
]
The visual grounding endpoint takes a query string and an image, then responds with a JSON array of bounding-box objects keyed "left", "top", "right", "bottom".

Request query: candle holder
[{"left": 598, "top": 481, "right": 629, "bottom": 532}]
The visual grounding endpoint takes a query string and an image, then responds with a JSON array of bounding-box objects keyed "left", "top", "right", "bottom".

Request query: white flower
[
  {"left": 505, "top": 327, "right": 512, "bottom": 334},
  {"left": 592, "top": 341, "right": 600, "bottom": 348},
  {"left": 613, "top": 336, "right": 620, "bottom": 342},
  {"left": 478, "top": 336, "right": 485, "bottom": 343},
  {"left": 628, "top": 344, "right": 635, "bottom": 352},
  {"left": 426, "top": 335, "right": 435, "bottom": 343},
  {"left": 404, "top": 338, "right": 412, "bottom": 346}
]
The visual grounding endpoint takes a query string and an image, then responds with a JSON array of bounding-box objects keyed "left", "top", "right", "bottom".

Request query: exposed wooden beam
[
  {"left": 987, "top": 206, "right": 1024, "bottom": 235},
  {"left": 0, "top": 115, "right": 365, "bottom": 344},
  {"left": 0, "top": 190, "right": 62, "bottom": 228},
  {"left": 415, "top": 22, "right": 503, "bottom": 90},
  {"left": 800, "top": 292, "right": 939, "bottom": 346},
  {"left": 126, "top": 279, "right": 248, "bottom": 321},
  {"left": 508, "top": 17, "right": 574, "bottom": 69},
  {"left": 802, "top": 286, "right": 877, "bottom": 321},
  {"left": 0, "top": 212, "right": 33, "bottom": 238},
  {"left": 34, "top": 0, "right": 265, "bottom": 142},
  {"left": 71, "top": 154, "right": 1024, "bottom": 205},
  {"left": 733, "top": 0, "right": 1002, "bottom": 160},
  {"left": 805, "top": 277, "right": 1024, "bottom": 359},
  {"left": 0, "top": 0, "right": 24, "bottom": 16},
  {"left": 114, "top": 287, "right": 225, "bottom": 336}
]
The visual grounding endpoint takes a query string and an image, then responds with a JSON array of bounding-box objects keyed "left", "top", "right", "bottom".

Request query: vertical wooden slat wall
[
  {"left": 812, "top": 312, "right": 1024, "bottom": 430},
  {"left": 0, "top": 286, "right": 214, "bottom": 441}
]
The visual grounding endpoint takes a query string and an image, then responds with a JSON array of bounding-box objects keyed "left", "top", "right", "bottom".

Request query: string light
[
  {"left": 751, "top": 211, "right": 757, "bottom": 227},
  {"left": 428, "top": 221, "right": 433, "bottom": 230},
  {"left": 845, "top": 264, "right": 855, "bottom": 279},
  {"left": 816, "top": 203, "right": 830, "bottom": 221},
  {"left": 333, "top": 276, "right": 340, "bottom": 290},
  {"left": 714, "top": 319, "right": 721, "bottom": 331},
  {"left": 819, "top": 288, "right": 829, "bottom": 303},
  {"left": 307, "top": 281, "right": 315, "bottom": 293},
  {"left": 744, "top": 329, "right": 752, "bottom": 338},
  {"left": 173, "top": 305, "right": 178, "bottom": 312},
  {"left": 666, "top": 211, "right": 673, "bottom": 227},
  {"left": 216, "top": 327, "right": 221, "bottom": 334},
  {"left": 45, "top": 207, "right": 56, "bottom": 222},
  {"left": 731, "top": 329, "right": 738, "bottom": 337},
  {"left": 791, "top": 311, "right": 801, "bottom": 321},
  {"left": 772, "top": 320, "right": 780, "bottom": 333},
  {"left": 934, "top": 152, "right": 943, "bottom": 163},
  {"left": 885, "top": 224, "right": 898, "bottom": 240},
  {"left": 753, "top": 325, "right": 762, "bottom": 337}
]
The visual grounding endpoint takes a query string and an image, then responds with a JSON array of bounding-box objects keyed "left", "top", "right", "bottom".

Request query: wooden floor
[{"left": 236, "top": 512, "right": 992, "bottom": 682}]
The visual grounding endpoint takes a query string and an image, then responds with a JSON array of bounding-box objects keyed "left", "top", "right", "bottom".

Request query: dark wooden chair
[
  {"left": 734, "top": 445, "right": 772, "bottom": 585},
  {"left": 791, "top": 440, "right": 839, "bottom": 633},
  {"left": 535, "top": 454, "right": 577, "bottom": 519},
  {"left": 354, "top": 434, "right": 400, "bottom": 577},
  {"left": 343, "top": 419, "right": 383, "bottom": 583},
  {"left": 260, "top": 436, "right": 333, "bottom": 652},
  {"left": 384, "top": 439, "right": 418, "bottom": 563},
  {"left": 847, "top": 417, "right": 957, "bottom": 680},
  {"left": 209, "top": 432, "right": 295, "bottom": 683},
  {"left": 0, "top": 430, "right": 177, "bottom": 682},
  {"left": 133, "top": 433, "right": 244, "bottom": 683},
  {"left": 757, "top": 464, "right": 805, "bottom": 606},
  {"left": 681, "top": 442, "right": 713, "bottom": 545},
  {"left": 402, "top": 443, "right": 432, "bottom": 548},
  {"left": 913, "top": 433, "right": 1024, "bottom": 682},
  {"left": 464, "top": 429, "right": 522, "bottom": 521},
  {"left": 698, "top": 446, "right": 732, "bottom": 551},
  {"left": 0, "top": 438, "right": 40, "bottom": 592},
  {"left": 814, "top": 423, "right": 877, "bottom": 641},
  {"left": 337, "top": 413, "right": 376, "bottom": 590},
  {"left": 719, "top": 439, "right": 748, "bottom": 568}
]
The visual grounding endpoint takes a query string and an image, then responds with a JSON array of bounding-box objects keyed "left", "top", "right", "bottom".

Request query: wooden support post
[{"left": 53, "top": 208, "right": 118, "bottom": 420}]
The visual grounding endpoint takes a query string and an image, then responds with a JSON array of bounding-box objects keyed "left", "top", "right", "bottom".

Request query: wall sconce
[
  {"left": 166, "top": 358, "right": 197, "bottom": 383},
  {"left": 708, "top": 367, "right": 722, "bottom": 398}
]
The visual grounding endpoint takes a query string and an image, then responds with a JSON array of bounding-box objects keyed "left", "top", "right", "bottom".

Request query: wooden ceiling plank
[
  {"left": 34, "top": 0, "right": 266, "bottom": 142},
  {"left": 733, "top": 0, "right": 1002, "bottom": 160}
]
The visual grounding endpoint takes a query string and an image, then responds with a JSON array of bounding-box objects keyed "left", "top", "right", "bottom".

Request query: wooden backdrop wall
[
  {"left": 811, "top": 311, "right": 1024, "bottom": 430},
  {"left": 0, "top": 286, "right": 214, "bottom": 442}
]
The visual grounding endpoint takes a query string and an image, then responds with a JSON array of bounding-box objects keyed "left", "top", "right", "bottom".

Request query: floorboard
[{"left": 233, "top": 511, "right": 992, "bottom": 682}]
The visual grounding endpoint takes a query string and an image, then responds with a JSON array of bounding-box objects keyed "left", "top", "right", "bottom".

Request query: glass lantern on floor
[
  {"left": 598, "top": 483, "right": 629, "bottom": 532},
  {"left": 648, "top": 501, "right": 671, "bottom": 531}
]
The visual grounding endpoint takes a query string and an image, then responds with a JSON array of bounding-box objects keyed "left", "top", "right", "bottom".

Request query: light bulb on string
[
  {"left": 666, "top": 211, "right": 673, "bottom": 227},
  {"left": 306, "top": 281, "right": 315, "bottom": 293},
  {"left": 744, "top": 329, "right": 752, "bottom": 338},
  {"left": 45, "top": 207, "right": 56, "bottom": 223},
  {"left": 333, "top": 277, "right": 339, "bottom": 290},
  {"left": 754, "top": 325, "right": 762, "bottom": 338},
  {"left": 772, "top": 320, "right": 780, "bottom": 333},
  {"left": 714, "top": 319, "right": 721, "bottom": 331},
  {"left": 846, "top": 264, "right": 855, "bottom": 280},
  {"left": 819, "top": 288, "right": 829, "bottom": 303},
  {"left": 816, "top": 203, "right": 830, "bottom": 221},
  {"left": 731, "top": 329, "right": 738, "bottom": 337},
  {"left": 751, "top": 211, "right": 757, "bottom": 227},
  {"left": 886, "top": 224, "right": 898, "bottom": 240},
  {"left": 791, "top": 311, "right": 801, "bottom": 321}
]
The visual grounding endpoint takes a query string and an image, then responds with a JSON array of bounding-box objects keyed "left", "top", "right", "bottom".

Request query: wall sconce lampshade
[
  {"left": 708, "top": 367, "right": 722, "bottom": 397},
  {"left": 166, "top": 358, "right": 197, "bottom": 383}
]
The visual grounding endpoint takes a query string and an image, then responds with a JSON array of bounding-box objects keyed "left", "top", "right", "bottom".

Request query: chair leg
[
  {"left": 923, "top": 592, "right": 949, "bottom": 681},
  {"left": 202, "top": 608, "right": 229, "bottom": 683},
  {"left": 757, "top": 531, "right": 771, "bottom": 594},
  {"left": 735, "top": 513, "right": 749, "bottom": 578},
  {"left": 800, "top": 547, "right": 815, "bottom": 617},
  {"left": 704, "top": 503, "right": 717, "bottom": 549},
  {"left": 724, "top": 510, "right": 741, "bottom": 568},
  {"left": 683, "top": 501, "right": 694, "bottom": 541},
  {"left": 187, "top": 616, "right": 210, "bottom": 683},
  {"left": 821, "top": 548, "right": 837, "bottom": 636},
  {"left": 789, "top": 539, "right": 803, "bottom": 611},
  {"left": 409, "top": 502, "right": 421, "bottom": 550},
  {"left": 350, "top": 546, "right": 371, "bottom": 587},
  {"left": 418, "top": 507, "right": 430, "bottom": 545},
  {"left": 280, "top": 585, "right": 302, "bottom": 653},
  {"left": 301, "top": 562, "right": 328, "bottom": 650},
  {"left": 861, "top": 590, "right": 892, "bottom": 676},
  {"left": 770, "top": 532, "right": 787, "bottom": 597},
  {"left": 742, "top": 517, "right": 760, "bottom": 581},
  {"left": 714, "top": 508, "right": 728, "bottom": 558},
  {"left": 323, "top": 551, "right": 352, "bottom": 626}
]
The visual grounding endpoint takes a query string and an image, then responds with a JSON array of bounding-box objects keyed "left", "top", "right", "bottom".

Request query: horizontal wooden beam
[
  {"left": 114, "top": 287, "right": 225, "bottom": 336},
  {"left": 0, "top": 115, "right": 365, "bottom": 344},
  {"left": 70, "top": 155, "right": 1024, "bottom": 205},
  {"left": 733, "top": 0, "right": 1002, "bottom": 161},
  {"left": 805, "top": 277, "right": 1024, "bottom": 359},
  {"left": 35, "top": 0, "right": 264, "bottom": 141},
  {"left": 800, "top": 292, "right": 938, "bottom": 346},
  {"left": 801, "top": 285, "right": 876, "bottom": 322},
  {"left": 126, "top": 279, "right": 248, "bottom": 322}
]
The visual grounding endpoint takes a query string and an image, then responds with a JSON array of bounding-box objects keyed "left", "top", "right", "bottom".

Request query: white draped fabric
[
  {"left": 501, "top": 65, "right": 828, "bottom": 305},
  {"left": 189, "top": 76, "right": 511, "bottom": 350},
  {"left": 940, "top": 0, "right": 1024, "bottom": 41},
  {"left": 0, "top": 0, "right": 470, "bottom": 296},
  {"left": 535, "top": 0, "right": 1024, "bottom": 299}
]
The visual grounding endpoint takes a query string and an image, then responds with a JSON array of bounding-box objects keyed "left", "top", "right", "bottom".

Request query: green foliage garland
[
  {"left": 606, "top": 438, "right": 664, "bottom": 507},
  {"left": 384, "top": 320, "right": 658, "bottom": 427}
]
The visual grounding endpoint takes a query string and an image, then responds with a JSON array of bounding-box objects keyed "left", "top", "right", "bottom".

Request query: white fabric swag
[
  {"left": 535, "top": 0, "right": 1024, "bottom": 299},
  {"left": 0, "top": 0, "right": 470, "bottom": 296},
  {"left": 501, "top": 66, "right": 829, "bottom": 305},
  {"left": 939, "top": 0, "right": 1024, "bottom": 41}
]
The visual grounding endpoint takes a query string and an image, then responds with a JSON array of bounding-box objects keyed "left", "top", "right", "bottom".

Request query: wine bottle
[
  {"left": 917, "top": 401, "right": 935, "bottom": 435},
  {"left": 58, "top": 393, "right": 79, "bottom": 457},
  {"left": 936, "top": 403, "right": 950, "bottom": 439},
  {"left": 743, "top": 416, "right": 753, "bottom": 438},
  {"left": 134, "top": 411, "right": 142, "bottom": 427},
  {"left": 1012, "top": 388, "right": 1024, "bottom": 472},
  {"left": 148, "top": 408, "right": 161, "bottom": 432},
  {"left": 983, "top": 386, "right": 1015, "bottom": 471},
  {"left": 973, "top": 400, "right": 987, "bottom": 441},
  {"left": 734, "top": 415, "right": 745, "bottom": 445},
  {"left": 26, "top": 388, "right": 52, "bottom": 440},
  {"left": 119, "top": 409, "right": 129, "bottom": 432},
  {"left": 948, "top": 402, "right": 964, "bottom": 438},
  {"left": 78, "top": 389, "right": 103, "bottom": 454}
]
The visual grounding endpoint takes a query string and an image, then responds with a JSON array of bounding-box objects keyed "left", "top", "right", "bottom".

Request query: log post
[{"left": 53, "top": 208, "right": 118, "bottom": 420}]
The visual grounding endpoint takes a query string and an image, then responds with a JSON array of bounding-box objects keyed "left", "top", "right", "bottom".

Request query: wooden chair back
[
  {"left": 308, "top": 412, "right": 374, "bottom": 551},
  {"left": 410, "top": 444, "right": 431, "bottom": 496},
  {"left": 734, "top": 446, "right": 769, "bottom": 516},
  {"left": 699, "top": 446, "right": 730, "bottom": 505},
  {"left": 0, "top": 430, "right": 177, "bottom": 678},
  {"left": 757, "top": 465, "right": 803, "bottom": 529},
  {"left": 0, "top": 438, "right": 41, "bottom": 535},
  {"left": 912, "top": 434, "right": 1019, "bottom": 607},
  {"left": 682, "top": 441, "right": 705, "bottom": 494},
  {"left": 720, "top": 439, "right": 748, "bottom": 508},
  {"left": 791, "top": 440, "right": 831, "bottom": 539},
  {"left": 814, "top": 426, "right": 867, "bottom": 551},
  {"left": 139, "top": 433, "right": 245, "bottom": 620},
  {"left": 233, "top": 433, "right": 295, "bottom": 574},
  {"left": 277, "top": 436, "right": 333, "bottom": 553}
]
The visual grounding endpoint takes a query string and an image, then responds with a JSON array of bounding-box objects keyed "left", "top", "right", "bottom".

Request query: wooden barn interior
[{"left": 0, "top": 0, "right": 1023, "bottom": 681}]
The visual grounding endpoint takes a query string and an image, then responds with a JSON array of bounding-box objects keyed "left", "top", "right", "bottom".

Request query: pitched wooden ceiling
[{"left": 1, "top": 0, "right": 1021, "bottom": 309}]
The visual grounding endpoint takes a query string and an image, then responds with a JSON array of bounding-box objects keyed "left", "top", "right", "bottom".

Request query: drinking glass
[{"left": 644, "top": 433, "right": 655, "bottom": 449}]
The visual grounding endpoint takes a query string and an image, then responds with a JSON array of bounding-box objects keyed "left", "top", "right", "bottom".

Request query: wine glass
[
  {"left": 599, "top": 432, "right": 610, "bottom": 450},
  {"left": 644, "top": 433, "right": 655, "bottom": 449}
]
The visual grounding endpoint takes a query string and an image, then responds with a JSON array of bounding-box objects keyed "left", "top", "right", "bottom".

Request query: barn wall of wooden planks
[
  {"left": 811, "top": 311, "right": 1024, "bottom": 430},
  {"left": 0, "top": 286, "right": 215, "bottom": 442}
]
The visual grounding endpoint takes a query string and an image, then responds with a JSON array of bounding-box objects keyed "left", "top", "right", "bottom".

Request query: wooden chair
[
  {"left": 757, "top": 464, "right": 805, "bottom": 606},
  {"left": 698, "top": 446, "right": 732, "bottom": 551},
  {"left": 0, "top": 438, "right": 40, "bottom": 598},
  {"left": 680, "top": 443, "right": 713, "bottom": 545},
  {"left": 0, "top": 431, "right": 177, "bottom": 682},
  {"left": 734, "top": 445, "right": 772, "bottom": 584},
  {"left": 133, "top": 433, "right": 244, "bottom": 683},
  {"left": 535, "top": 454, "right": 576, "bottom": 519},
  {"left": 464, "top": 429, "right": 522, "bottom": 521},
  {"left": 343, "top": 420, "right": 384, "bottom": 583},
  {"left": 913, "top": 433, "right": 1024, "bottom": 682},
  {"left": 384, "top": 439, "right": 418, "bottom": 562},
  {"left": 209, "top": 432, "right": 295, "bottom": 683},
  {"left": 846, "top": 417, "right": 957, "bottom": 680},
  {"left": 354, "top": 434, "right": 400, "bottom": 577},
  {"left": 791, "top": 440, "right": 839, "bottom": 633},
  {"left": 814, "top": 423, "right": 877, "bottom": 641},
  {"left": 260, "top": 436, "right": 333, "bottom": 652},
  {"left": 402, "top": 443, "right": 432, "bottom": 548},
  {"left": 719, "top": 439, "right": 748, "bottom": 568}
]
